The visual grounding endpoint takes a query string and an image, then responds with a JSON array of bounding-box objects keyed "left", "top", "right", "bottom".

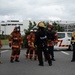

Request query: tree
[
  {"left": 23, "top": 21, "right": 64, "bottom": 48},
  {"left": 23, "top": 21, "right": 37, "bottom": 48},
  {"left": 52, "top": 21, "right": 64, "bottom": 32}
]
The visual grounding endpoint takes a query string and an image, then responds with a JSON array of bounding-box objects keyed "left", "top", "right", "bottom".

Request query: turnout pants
[
  {"left": 37, "top": 47, "right": 52, "bottom": 65},
  {"left": 48, "top": 46, "right": 54, "bottom": 59},
  {"left": 72, "top": 43, "right": 75, "bottom": 61},
  {"left": 11, "top": 47, "right": 20, "bottom": 61}
]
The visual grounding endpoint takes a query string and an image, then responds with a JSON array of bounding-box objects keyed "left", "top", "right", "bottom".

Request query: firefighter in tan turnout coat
[{"left": 9, "top": 26, "right": 23, "bottom": 63}]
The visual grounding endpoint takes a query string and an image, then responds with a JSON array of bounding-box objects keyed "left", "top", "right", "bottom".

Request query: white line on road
[
  {"left": 1, "top": 50, "right": 9, "bottom": 53},
  {"left": 61, "top": 51, "right": 69, "bottom": 55}
]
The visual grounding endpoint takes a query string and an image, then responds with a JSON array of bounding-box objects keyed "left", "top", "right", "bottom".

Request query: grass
[{"left": 1, "top": 39, "right": 9, "bottom": 45}]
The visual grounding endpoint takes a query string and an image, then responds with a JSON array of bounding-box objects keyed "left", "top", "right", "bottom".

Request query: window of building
[{"left": 18, "top": 24, "right": 23, "bottom": 25}]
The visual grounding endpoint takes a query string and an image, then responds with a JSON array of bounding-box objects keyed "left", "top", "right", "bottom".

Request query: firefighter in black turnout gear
[
  {"left": 35, "top": 22, "right": 52, "bottom": 66},
  {"left": 47, "top": 24, "right": 58, "bottom": 61},
  {"left": 71, "top": 31, "right": 75, "bottom": 62}
]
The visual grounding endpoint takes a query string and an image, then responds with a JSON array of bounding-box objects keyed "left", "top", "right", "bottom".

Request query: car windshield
[
  {"left": 67, "top": 33, "right": 72, "bottom": 37},
  {"left": 58, "top": 33, "right": 65, "bottom": 38}
]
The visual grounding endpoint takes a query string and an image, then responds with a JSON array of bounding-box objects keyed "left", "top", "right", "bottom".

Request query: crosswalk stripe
[
  {"left": 1, "top": 50, "right": 9, "bottom": 53},
  {"left": 61, "top": 51, "right": 69, "bottom": 55}
]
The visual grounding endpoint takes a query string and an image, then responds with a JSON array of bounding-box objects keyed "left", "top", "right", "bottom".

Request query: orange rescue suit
[
  {"left": 9, "top": 30, "right": 23, "bottom": 62},
  {"left": 27, "top": 32, "right": 35, "bottom": 50}
]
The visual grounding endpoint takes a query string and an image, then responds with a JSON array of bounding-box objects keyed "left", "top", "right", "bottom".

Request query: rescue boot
[
  {"left": 15, "top": 59, "right": 20, "bottom": 62},
  {"left": 49, "top": 63, "right": 52, "bottom": 66},
  {"left": 34, "top": 58, "right": 36, "bottom": 60},
  {"left": 25, "top": 54, "right": 28, "bottom": 59},
  {"left": 38, "top": 64, "right": 44, "bottom": 66},
  {"left": 71, "top": 60, "right": 75, "bottom": 62},
  {"left": 51, "top": 58, "right": 56, "bottom": 61},
  {"left": 10, "top": 59, "right": 14, "bottom": 63},
  {"left": 34, "top": 57, "right": 37, "bottom": 60},
  {"left": 48, "top": 60, "right": 52, "bottom": 66},
  {"left": 29, "top": 56, "right": 32, "bottom": 60}
]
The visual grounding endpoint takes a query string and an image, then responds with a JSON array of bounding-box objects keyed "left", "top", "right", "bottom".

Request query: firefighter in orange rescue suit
[
  {"left": 0, "top": 40, "right": 2, "bottom": 64},
  {"left": 25, "top": 34, "right": 31, "bottom": 59},
  {"left": 71, "top": 31, "right": 75, "bottom": 62},
  {"left": 9, "top": 26, "right": 23, "bottom": 63},
  {"left": 25, "top": 29, "right": 37, "bottom": 60},
  {"left": 33, "top": 29, "right": 38, "bottom": 60},
  {"left": 47, "top": 24, "right": 58, "bottom": 61},
  {"left": 26, "top": 30, "right": 35, "bottom": 60}
]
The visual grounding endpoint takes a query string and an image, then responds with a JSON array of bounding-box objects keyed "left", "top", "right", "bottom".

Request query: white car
[{"left": 54, "top": 32, "right": 72, "bottom": 50}]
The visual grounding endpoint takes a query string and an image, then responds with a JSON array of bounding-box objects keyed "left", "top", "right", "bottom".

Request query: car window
[
  {"left": 58, "top": 33, "right": 65, "bottom": 38},
  {"left": 67, "top": 33, "right": 72, "bottom": 37}
]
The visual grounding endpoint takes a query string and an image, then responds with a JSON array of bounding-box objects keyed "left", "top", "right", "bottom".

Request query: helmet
[
  {"left": 34, "top": 29, "right": 37, "bottom": 32},
  {"left": 48, "top": 24, "right": 53, "bottom": 28},
  {"left": 48, "top": 24, "right": 53, "bottom": 30},
  {"left": 30, "top": 30, "right": 34, "bottom": 32},
  {"left": 15, "top": 25, "right": 20, "bottom": 32},
  {"left": 38, "top": 22, "right": 45, "bottom": 28}
]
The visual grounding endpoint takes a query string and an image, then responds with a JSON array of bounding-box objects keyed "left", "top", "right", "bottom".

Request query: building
[
  {"left": 0, "top": 20, "right": 75, "bottom": 35},
  {"left": 0, "top": 20, "right": 28, "bottom": 35},
  {"left": 56, "top": 21, "right": 75, "bottom": 32}
]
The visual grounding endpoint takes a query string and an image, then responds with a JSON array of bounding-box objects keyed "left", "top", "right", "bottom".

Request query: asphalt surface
[
  {"left": 1, "top": 45, "right": 11, "bottom": 50},
  {"left": 0, "top": 49, "right": 75, "bottom": 75}
]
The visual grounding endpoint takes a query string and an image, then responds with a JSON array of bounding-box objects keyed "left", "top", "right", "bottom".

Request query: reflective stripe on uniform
[
  {"left": 12, "top": 45, "right": 19, "bottom": 48},
  {"left": 72, "top": 40, "right": 75, "bottom": 42}
]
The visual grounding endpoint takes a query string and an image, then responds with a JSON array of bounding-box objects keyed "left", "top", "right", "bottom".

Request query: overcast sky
[{"left": 0, "top": 0, "right": 75, "bottom": 21}]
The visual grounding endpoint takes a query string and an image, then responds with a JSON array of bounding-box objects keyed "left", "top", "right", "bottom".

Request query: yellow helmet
[
  {"left": 38, "top": 22, "right": 45, "bottom": 28},
  {"left": 72, "top": 31, "right": 75, "bottom": 37}
]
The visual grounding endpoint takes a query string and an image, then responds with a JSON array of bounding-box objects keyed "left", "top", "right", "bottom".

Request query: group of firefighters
[
  {"left": 25, "top": 22, "right": 58, "bottom": 66},
  {"left": 0, "top": 21, "right": 75, "bottom": 66}
]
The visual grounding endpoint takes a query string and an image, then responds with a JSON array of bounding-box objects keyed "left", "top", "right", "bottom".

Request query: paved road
[
  {"left": 0, "top": 50, "right": 75, "bottom": 75},
  {"left": 1, "top": 45, "right": 11, "bottom": 50}
]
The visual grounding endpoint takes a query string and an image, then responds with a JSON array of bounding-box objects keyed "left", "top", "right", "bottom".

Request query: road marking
[
  {"left": 1, "top": 50, "right": 9, "bottom": 53},
  {"left": 61, "top": 51, "right": 69, "bottom": 55}
]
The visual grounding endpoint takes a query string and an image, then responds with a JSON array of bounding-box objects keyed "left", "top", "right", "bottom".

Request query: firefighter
[
  {"left": 35, "top": 22, "right": 52, "bottom": 66},
  {"left": 33, "top": 29, "right": 38, "bottom": 60},
  {"left": 0, "top": 40, "right": 2, "bottom": 64},
  {"left": 25, "top": 34, "right": 30, "bottom": 59},
  {"left": 47, "top": 24, "right": 58, "bottom": 61},
  {"left": 25, "top": 34, "right": 31, "bottom": 59},
  {"left": 9, "top": 25, "right": 23, "bottom": 63},
  {"left": 27, "top": 30, "right": 35, "bottom": 60},
  {"left": 71, "top": 31, "right": 75, "bottom": 62}
]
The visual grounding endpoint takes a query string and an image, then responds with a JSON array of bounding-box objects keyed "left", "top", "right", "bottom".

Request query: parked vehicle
[{"left": 54, "top": 32, "right": 72, "bottom": 50}]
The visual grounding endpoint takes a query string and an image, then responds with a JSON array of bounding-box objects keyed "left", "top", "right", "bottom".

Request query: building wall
[{"left": 0, "top": 20, "right": 75, "bottom": 35}]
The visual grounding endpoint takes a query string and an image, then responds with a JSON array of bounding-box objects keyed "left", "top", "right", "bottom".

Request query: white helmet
[
  {"left": 30, "top": 30, "right": 33, "bottom": 32},
  {"left": 15, "top": 25, "right": 20, "bottom": 32},
  {"left": 34, "top": 29, "right": 37, "bottom": 32}
]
